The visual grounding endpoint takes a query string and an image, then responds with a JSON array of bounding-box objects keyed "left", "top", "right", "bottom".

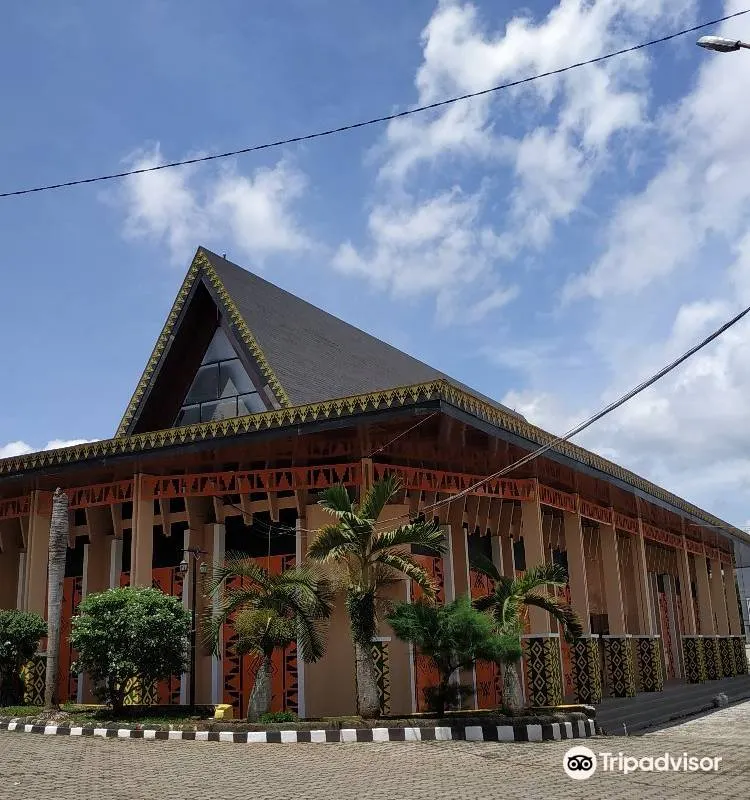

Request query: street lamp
[
  {"left": 697, "top": 35, "right": 750, "bottom": 52},
  {"left": 180, "top": 547, "right": 208, "bottom": 708}
]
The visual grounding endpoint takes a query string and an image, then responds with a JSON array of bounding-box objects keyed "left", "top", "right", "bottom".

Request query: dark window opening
[
  {"left": 153, "top": 525, "right": 184, "bottom": 569},
  {"left": 121, "top": 502, "right": 133, "bottom": 521},
  {"left": 552, "top": 549, "right": 568, "bottom": 571},
  {"left": 225, "top": 510, "right": 296, "bottom": 558},
  {"left": 64, "top": 537, "right": 86, "bottom": 578},
  {"left": 467, "top": 529, "right": 492, "bottom": 567},
  {"left": 73, "top": 509, "right": 87, "bottom": 527},
  {"left": 513, "top": 537, "right": 526, "bottom": 572},
  {"left": 122, "top": 531, "right": 132, "bottom": 573},
  {"left": 169, "top": 497, "right": 186, "bottom": 514}
]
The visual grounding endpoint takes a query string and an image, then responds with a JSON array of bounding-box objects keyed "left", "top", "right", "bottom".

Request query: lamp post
[
  {"left": 697, "top": 35, "right": 750, "bottom": 52},
  {"left": 179, "top": 547, "right": 208, "bottom": 708}
]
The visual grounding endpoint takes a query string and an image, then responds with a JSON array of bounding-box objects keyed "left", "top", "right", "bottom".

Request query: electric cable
[{"left": 1, "top": 9, "right": 747, "bottom": 199}]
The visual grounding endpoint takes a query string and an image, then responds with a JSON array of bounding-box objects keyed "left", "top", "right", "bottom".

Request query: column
[
  {"left": 520, "top": 493, "right": 562, "bottom": 707},
  {"left": 498, "top": 502, "right": 515, "bottom": 578},
  {"left": 23, "top": 490, "right": 52, "bottom": 615},
  {"left": 710, "top": 558, "right": 729, "bottom": 635},
  {"left": 599, "top": 524, "right": 625, "bottom": 636},
  {"left": 447, "top": 499, "right": 468, "bottom": 601},
  {"left": 695, "top": 555, "right": 720, "bottom": 679},
  {"left": 130, "top": 475, "right": 154, "bottom": 587},
  {"left": 710, "top": 557, "right": 733, "bottom": 676},
  {"left": 633, "top": 526, "right": 655, "bottom": 635},
  {"left": 677, "top": 545, "right": 697, "bottom": 634},
  {"left": 724, "top": 565, "right": 742, "bottom": 635},
  {"left": 109, "top": 538, "right": 123, "bottom": 588}
]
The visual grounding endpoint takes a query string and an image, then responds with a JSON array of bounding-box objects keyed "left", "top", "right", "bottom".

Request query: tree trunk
[
  {"left": 354, "top": 640, "right": 380, "bottom": 719},
  {"left": 247, "top": 653, "right": 273, "bottom": 721},
  {"left": 44, "top": 488, "right": 69, "bottom": 710},
  {"left": 502, "top": 659, "right": 524, "bottom": 715}
]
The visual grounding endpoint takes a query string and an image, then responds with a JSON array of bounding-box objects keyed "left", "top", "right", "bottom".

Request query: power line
[
  {"left": 376, "top": 300, "right": 750, "bottom": 533},
  {"left": 2, "top": 9, "right": 748, "bottom": 200}
]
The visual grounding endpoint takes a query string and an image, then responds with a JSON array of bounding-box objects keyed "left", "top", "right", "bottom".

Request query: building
[{"left": 0, "top": 247, "right": 747, "bottom": 715}]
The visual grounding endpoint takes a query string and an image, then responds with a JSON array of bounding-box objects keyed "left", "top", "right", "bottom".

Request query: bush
[
  {"left": 0, "top": 610, "right": 46, "bottom": 706},
  {"left": 258, "top": 710, "right": 297, "bottom": 723},
  {"left": 387, "top": 597, "right": 513, "bottom": 715},
  {"left": 70, "top": 587, "right": 191, "bottom": 713}
]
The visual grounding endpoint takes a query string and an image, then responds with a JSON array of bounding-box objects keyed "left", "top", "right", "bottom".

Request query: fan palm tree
[
  {"left": 205, "top": 558, "right": 334, "bottom": 721},
  {"left": 44, "top": 488, "right": 69, "bottom": 710},
  {"left": 308, "top": 475, "right": 445, "bottom": 718},
  {"left": 471, "top": 555, "right": 582, "bottom": 714}
]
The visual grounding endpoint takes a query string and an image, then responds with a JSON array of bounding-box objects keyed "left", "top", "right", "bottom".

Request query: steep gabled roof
[{"left": 116, "top": 247, "right": 521, "bottom": 436}]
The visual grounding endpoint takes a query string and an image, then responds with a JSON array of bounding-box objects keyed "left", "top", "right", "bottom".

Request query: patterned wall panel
[
  {"left": 222, "top": 554, "right": 298, "bottom": 717},
  {"left": 58, "top": 576, "right": 83, "bottom": 703},
  {"left": 732, "top": 637, "right": 749, "bottom": 675},
  {"left": 151, "top": 566, "right": 184, "bottom": 705},
  {"left": 602, "top": 637, "right": 636, "bottom": 698},
  {"left": 718, "top": 637, "right": 736, "bottom": 678},
  {"left": 469, "top": 565, "right": 502, "bottom": 710},
  {"left": 411, "top": 555, "right": 444, "bottom": 712},
  {"left": 702, "top": 637, "right": 721, "bottom": 681},
  {"left": 572, "top": 637, "right": 602, "bottom": 704},
  {"left": 657, "top": 591, "right": 676, "bottom": 680},
  {"left": 634, "top": 637, "right": 664, "bottom": 693},
  {"left": 523, "top": 637, "right": 562, "bottom": 707},
  {"left": 371, "top": 640, "right": 391, "bottom": 716},
  {"left": 682, "top": 636, "right": 706, "bottom": 683},
  {"left": 21, "top": 654, "right": 46, "bottom": 706}
]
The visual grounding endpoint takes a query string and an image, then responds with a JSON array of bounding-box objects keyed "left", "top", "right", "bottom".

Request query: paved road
[{"left": 1, "top": 702, "right": 748, "bottom": 799}]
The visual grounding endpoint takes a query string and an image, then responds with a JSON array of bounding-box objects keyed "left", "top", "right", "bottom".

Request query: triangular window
[{"left": 175, "top": 327, "right": 266, "bottom": 425}]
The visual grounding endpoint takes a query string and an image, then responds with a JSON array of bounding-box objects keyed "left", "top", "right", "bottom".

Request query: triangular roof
[{"left": 116, "top": 247, "right": 521, "bottom": 437}]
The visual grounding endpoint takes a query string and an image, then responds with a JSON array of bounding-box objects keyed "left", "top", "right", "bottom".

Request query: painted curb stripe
[{"left": 0, "top": 718, "right": 597, "bottom": 744}]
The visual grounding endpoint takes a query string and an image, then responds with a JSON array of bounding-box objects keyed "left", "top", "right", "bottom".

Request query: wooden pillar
[
  {"left": 677, "top": 542, "right": 697, "bottom": 635},
  {"left": 447, "top": 497, "right": 468, "bottom": 601},
  {"left": 109, "top": 538, "right": 123, "bottom": 588},
  {"left": 724, "top": 565, "right": 743, "bottom": 636},
  {"left": 710, "top": 557, "right": 730, "bottom": 636},
  {"left": 521, "top": 494, "right": 551, "bottom": 632},
  {"left": 694, "top": 554, "right": 715, "bottom": 635},
  {"left": 84, "top": 508, "right": 111, "bottom": 597},
  {"left": 633, "top": 522, "right": 655, "bottom": 635},
  {"left": 599, "top": 524, "right": 626, "bottom": 636},
  {"left": 24, "top": 490, "right": 52, "bottom": 614},
  {"left": 130, "top": 475, "right": 153, "bottom": 587},
  {"left": 563, "top": 510, "right": 591, "bottom": 634},
  {"left": 498, "top": 502, "right": 515, "bottom": 578}
]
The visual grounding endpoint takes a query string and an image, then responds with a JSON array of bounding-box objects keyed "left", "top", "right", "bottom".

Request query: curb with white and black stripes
[{"left": 0, "top": 718, "right": 597, "bottom": 743}]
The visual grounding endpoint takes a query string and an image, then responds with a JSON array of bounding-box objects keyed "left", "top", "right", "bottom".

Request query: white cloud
[
  {"left": 118, "top": 145, "right": 312, "bottom": 265},
  {"left": 0, "top": 439, "right": 96, "bottom": 460},
  {"left": 566, "top": 1, "right": 750, "bottom": 300},
  {"left": 342, "top": 0, "right": 693, "bottom": 317}
]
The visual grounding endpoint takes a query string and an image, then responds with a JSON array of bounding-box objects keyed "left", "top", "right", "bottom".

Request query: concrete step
[{"left": 595, "top": 675, "right": 750, "bottom": 735}]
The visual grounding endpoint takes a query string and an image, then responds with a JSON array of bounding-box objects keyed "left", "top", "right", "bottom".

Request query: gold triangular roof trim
[
  {"left": 114, "top": 248, "right": 291, "bottom": 437},
  {"left": 1, "top": 377, "right": 745, "bottom": 540}
]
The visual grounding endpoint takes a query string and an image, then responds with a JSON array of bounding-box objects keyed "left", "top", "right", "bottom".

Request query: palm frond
[
  {"left": 468, "top": 551, "right": 502, "bottom": 582},
  {"left": 202, "top": 553, "right": 270, "bottom": 598},
  {"left": 515, "top": 562, "right": 568, "bottom": 593},
  {"left": 318, "top": 485, "right": 355, "bottom": 516},
  {"left": 371, "top": 520, "right": 445, "bottom": 555},
  {"left": 358, "top": 475, "right": 401, "bottom": 521},
  {"left": 375, "top": 551, "right": 436, "bottom": 599},
  {"left": 307, "top": 525, "right": 360, "bottom": 562},
  {"left": 523, "top": 593, "right": 583, "bottom": 640}
]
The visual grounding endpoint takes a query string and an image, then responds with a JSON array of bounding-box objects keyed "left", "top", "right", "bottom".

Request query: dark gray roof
[{"left": 202, "top": 249, "right": 522, "bottom": 418}]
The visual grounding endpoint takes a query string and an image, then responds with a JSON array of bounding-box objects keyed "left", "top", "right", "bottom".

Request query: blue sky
[{"left": 2, "top": 0, "right": 750, "bottom": 527}]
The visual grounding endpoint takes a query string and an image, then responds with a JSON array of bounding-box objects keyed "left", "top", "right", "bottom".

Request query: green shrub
[
  {"left": 258, "top": 710, "right": 297, "bottom": 723},
  {"left": 387, "top": 597, "right": 513, "bottom": 715},
  {"left": 70, "top": 587, "right": 190, "bottom": 713},
  {"left": 0, "top": 610, "right": 46, "bottom": 706}
]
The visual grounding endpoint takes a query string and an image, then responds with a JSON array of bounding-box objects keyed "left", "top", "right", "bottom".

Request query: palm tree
[
  {"left": 471, "top": 555, "right": 582, "bottom": 714},
  {"left": 308, "top": 475, "right": 445, "bottom": 718},
  {"left": 205, "top": 557, "right": 333, "bottom": 721},
  {"left": 44, "top": 488, "right": 68, "bottom": 710}
]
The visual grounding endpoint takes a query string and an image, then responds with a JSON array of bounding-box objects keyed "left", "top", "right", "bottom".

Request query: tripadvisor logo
[{"left": 563, "top": 746, "right": 722, "bottom": 780}]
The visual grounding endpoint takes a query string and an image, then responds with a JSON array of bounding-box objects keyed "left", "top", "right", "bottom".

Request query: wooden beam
[
  {"left": 110, "top": 504, "right": 123, "bottom": 540},
  {"left": 477, "top": 496, "right": 491, "bottom": 535},
  {"left": 158, "top": 499, "right": 172, "bottom": 537},
  {"left": 465, "top": 495, "right": 480, "bottom": 534}
]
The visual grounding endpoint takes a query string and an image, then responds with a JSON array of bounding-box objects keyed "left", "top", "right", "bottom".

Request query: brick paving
[{"left": 0, "top": 701, "right": 748, "bottom": 800}]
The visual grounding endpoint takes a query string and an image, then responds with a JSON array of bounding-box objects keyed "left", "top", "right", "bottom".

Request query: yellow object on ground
[{"left": 213, "top": 704, "right": 234, "bottom": 720}]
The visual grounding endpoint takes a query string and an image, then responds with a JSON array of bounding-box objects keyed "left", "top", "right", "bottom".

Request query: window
[{"left": 175, "top": 327, "right": 266, "bottom": 425}]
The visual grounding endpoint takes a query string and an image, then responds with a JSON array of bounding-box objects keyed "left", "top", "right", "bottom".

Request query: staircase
[{"left": 595, "top": 675, "right": 750, "bottom": 735}]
